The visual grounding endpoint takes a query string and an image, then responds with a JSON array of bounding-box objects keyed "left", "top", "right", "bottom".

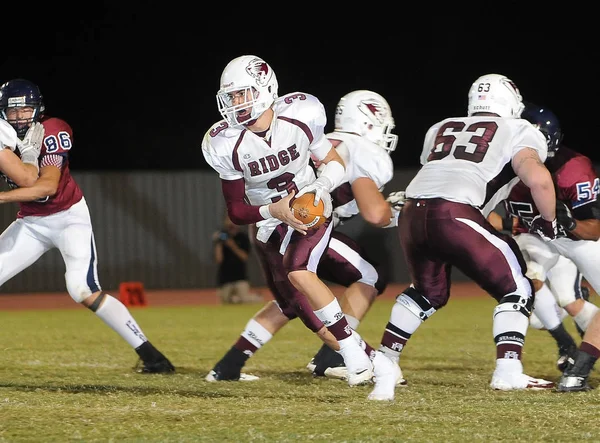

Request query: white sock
[
  {"left": 241, "top": 319, "right": 273, "bottom": 349},
  {"left": 495, "top": 358, "right": 523, "bottom": 375},
  {"left": 313, "top": 298, "right": 345, "bottom": 326},
  {"left": 379, "top": 346, "right": 400, "bottom": 365},
  {"left": 532, "top": 284, "right": 561, "bottom": 330},
  {"left": 94, "top": 295, "right": 147, "bottom": 348}
]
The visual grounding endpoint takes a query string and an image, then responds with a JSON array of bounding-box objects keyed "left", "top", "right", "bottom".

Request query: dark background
[{"left": 2, "top": 15, "right": 597, "bottom": 172}]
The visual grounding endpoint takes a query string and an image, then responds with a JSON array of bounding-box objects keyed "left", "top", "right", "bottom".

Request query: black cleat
[
  {"left": 136, "top": 357, "right": 175, "bottom": 374},
  {"left": 306, "top": 343, "right": 346, "bottom": 379},
  {"left": 205, "top": 368, "right": 259, "bottom": 381},
  {"left": 134, "top": 342, "right": 175, "bottom": 374},
  {"left": 557, "top": 374, "right": 592, "bottom": 392}
]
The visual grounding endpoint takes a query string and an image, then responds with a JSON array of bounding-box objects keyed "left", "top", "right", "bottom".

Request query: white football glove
[
  {"left": 386, "top": 190, "right": 406, "bottom": 210},
  {"left": 296, "top": 176, "right": 333, "bottom": 218},
  {"left": 17, "top": 122, "right": 45, "bottom": 169},
  {"left": 383, "top": 207, "right": 401, "bottom": 229}
]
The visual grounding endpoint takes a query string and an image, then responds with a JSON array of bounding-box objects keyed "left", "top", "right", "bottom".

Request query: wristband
[
  {"left": 502, "top": 216, "right": 513, "bottom": 232},
  {"left": 259, "top": 204, "right": 272, "bottom": 220},
  {"left": 21, "top": 152, "right": 40, "bottom": 171}
]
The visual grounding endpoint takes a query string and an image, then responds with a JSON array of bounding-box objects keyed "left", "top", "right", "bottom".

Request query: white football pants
[
  {"left": 0, "top": 197, "right": 101, "bottom": 302},
  {"left": 514, "top": 233, "right": 593, "bottom": 304}
]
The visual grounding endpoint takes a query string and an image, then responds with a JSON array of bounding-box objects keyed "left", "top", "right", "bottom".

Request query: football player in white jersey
[
  {"left": 202, "top": 57, "right": 398, "bottom": 393},
  {"left": 305, "top": 90, "right": 404, "bottom": 380},
  {"left": 204, "top": 90, "right": 405, "bottom": 398},
  {"left": 0, "top": 118, "right": 44, "bottom": 187},
  {"left": 369, "top": 74, "right": 559, "bottom": 400}
]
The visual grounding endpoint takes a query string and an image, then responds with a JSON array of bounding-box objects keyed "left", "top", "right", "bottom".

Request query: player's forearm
[
  {"left": 0, "top": 151, "right": 39, "bottom": 188},
  {"left": 569, "top": 219, "right": 600, "bottom": 241},
  {"left": 530, "top": 182, "right": 557, "bottom": 221},
  {"left": 5, "top": 164, "right": 38, "bottom": 188},
  {"left": 0, "top": 181, "right": 55, "bottom": 203}
]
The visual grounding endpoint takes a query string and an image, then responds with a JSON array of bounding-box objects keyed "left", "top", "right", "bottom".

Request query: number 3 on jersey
[
  {"left": 428, "top": 121, "right": 498, "bottom": 163},
  {"left": 266, "top": 172, "right": 299, "bottom": 202}
]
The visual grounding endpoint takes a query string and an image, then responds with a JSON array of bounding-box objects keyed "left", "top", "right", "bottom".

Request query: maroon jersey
[
  {"left": 17, "top": 116, "right": 83, "bottom": 218},
  {"left": 505, "top": 146, "right": 599, "bottom": 239}
]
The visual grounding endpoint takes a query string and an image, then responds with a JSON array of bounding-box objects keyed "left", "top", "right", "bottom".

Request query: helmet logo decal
[
  {"left": 245, "top": 58, "right": 271, "bottom": 86},
  {"left": 7, "top": 96, "right": 27, "bottom": 107},
  {"left": 359, "top": 100, "right": 386, "bottom": 124}
]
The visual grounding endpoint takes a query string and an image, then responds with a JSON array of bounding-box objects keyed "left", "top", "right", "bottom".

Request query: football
[{"left": 291, "top": 192, "right": 326, "bottom": 229}]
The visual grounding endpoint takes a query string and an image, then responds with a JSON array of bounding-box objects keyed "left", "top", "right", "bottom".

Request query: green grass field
[{"left": 1, "top": 295, "right": 598, "bottom": 442}]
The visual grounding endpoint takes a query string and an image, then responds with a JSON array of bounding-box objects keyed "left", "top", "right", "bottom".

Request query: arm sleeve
[
  {"left": 40, "top": 154, "right": 64, "bottom": 169},
  {"left": 221, "top": 179, "right": 267, "bottom": 225}
]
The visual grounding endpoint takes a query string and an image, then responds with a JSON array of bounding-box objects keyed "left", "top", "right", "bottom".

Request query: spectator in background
[{"left": 213, "top": 213, "right": 262, "bottom": 304}]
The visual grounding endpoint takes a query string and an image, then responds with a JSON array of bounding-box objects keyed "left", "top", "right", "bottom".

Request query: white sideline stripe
[
  {"left": 307, "top": 221, "right": 334, "bottom": 273},
  {"left": 328, "top": 237, "right": 378, "bottom": 286},
  {"left": 455, "top": 217, "right": 531, "bottom": 297}
]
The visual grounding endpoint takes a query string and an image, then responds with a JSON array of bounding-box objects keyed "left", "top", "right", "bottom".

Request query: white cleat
[
  {"left": 323, "top": 366, "right": 348, "bottom": 380},
  {"left": 307, "top": 363, "right": 407, "bottom": 386},
  {"left": 490, "top": 372, "right": 555, "bottom": 391},
  {"left": 339, "top": 333, "right": 374, "bottom": 387},
  {"left": 368, "top": 351, "right": 402, "bottom": 401},
  {"left": 347, "top": 366, "right": 374, "bottom": 386},
  {"left": 205, "top": 370, "right": 260, "bottom": 382}
]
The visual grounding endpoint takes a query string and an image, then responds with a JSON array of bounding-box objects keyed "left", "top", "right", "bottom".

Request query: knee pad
[
  {"left": 65, "top": 271, "right": 95, "bottom": 303},
  {"left": 573, "top": 301, "right": 600, "bottom": 333},
  {"left": 396, "top": 287, "right": 436, "bottom": 321},
  {"left": 494, "top": 294, "right": 534, "bottom": 318}
]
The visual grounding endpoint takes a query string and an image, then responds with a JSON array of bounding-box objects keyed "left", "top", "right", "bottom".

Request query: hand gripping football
[{"left": 291, "top": 192, "right": 326, "bottom": 229}]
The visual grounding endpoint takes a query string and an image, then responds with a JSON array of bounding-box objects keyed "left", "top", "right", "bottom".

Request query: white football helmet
[
  {"left": 467, "top": 74, "right": 525, "bottom": 118},
  {"left": 216, "top": 55, "right": 279, "bottom": 127},
  {"left": 334, "top": 90, "right": 397, "bottom": 153}
]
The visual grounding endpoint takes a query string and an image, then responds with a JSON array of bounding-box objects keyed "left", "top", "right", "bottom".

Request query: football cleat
[
  {"left": 205, "top": 369, "right": 259, "bottom": 382},
  {"left": 135, "top": 358, "right": 175, "bottom": 374},
  {"left": 368, "top": 351, "right": 402, "bottom": 401},
  {"left": 557, "top": 374, "right": 592, "bottom": 392},
  {"left": 490, "top": 372, "right": 555, "bottom": 391},
  {"left": 306, "top": 343, "right": 345, "bottom": 378}
]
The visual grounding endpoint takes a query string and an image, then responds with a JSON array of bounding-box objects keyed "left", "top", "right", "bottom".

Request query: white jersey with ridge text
[{"left": 202, "top": 92, "right": 332, "bottom": 205}]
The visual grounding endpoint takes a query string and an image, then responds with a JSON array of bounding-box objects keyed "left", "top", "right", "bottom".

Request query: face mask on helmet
[
  {"left": 521, "top": 102, "right": 563, "bottom": 157},
  {"left": 216, "top": 55, "right": 279, "bottom": 128},
  {"left": 0, "top": 78, "right": 45, "bottom": 138},
  {"left": 467, "top": 74, "right": 524, "bottom": 119},
  {"left": 334, "top": 90, "right": 398, "bottom": 153}
]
